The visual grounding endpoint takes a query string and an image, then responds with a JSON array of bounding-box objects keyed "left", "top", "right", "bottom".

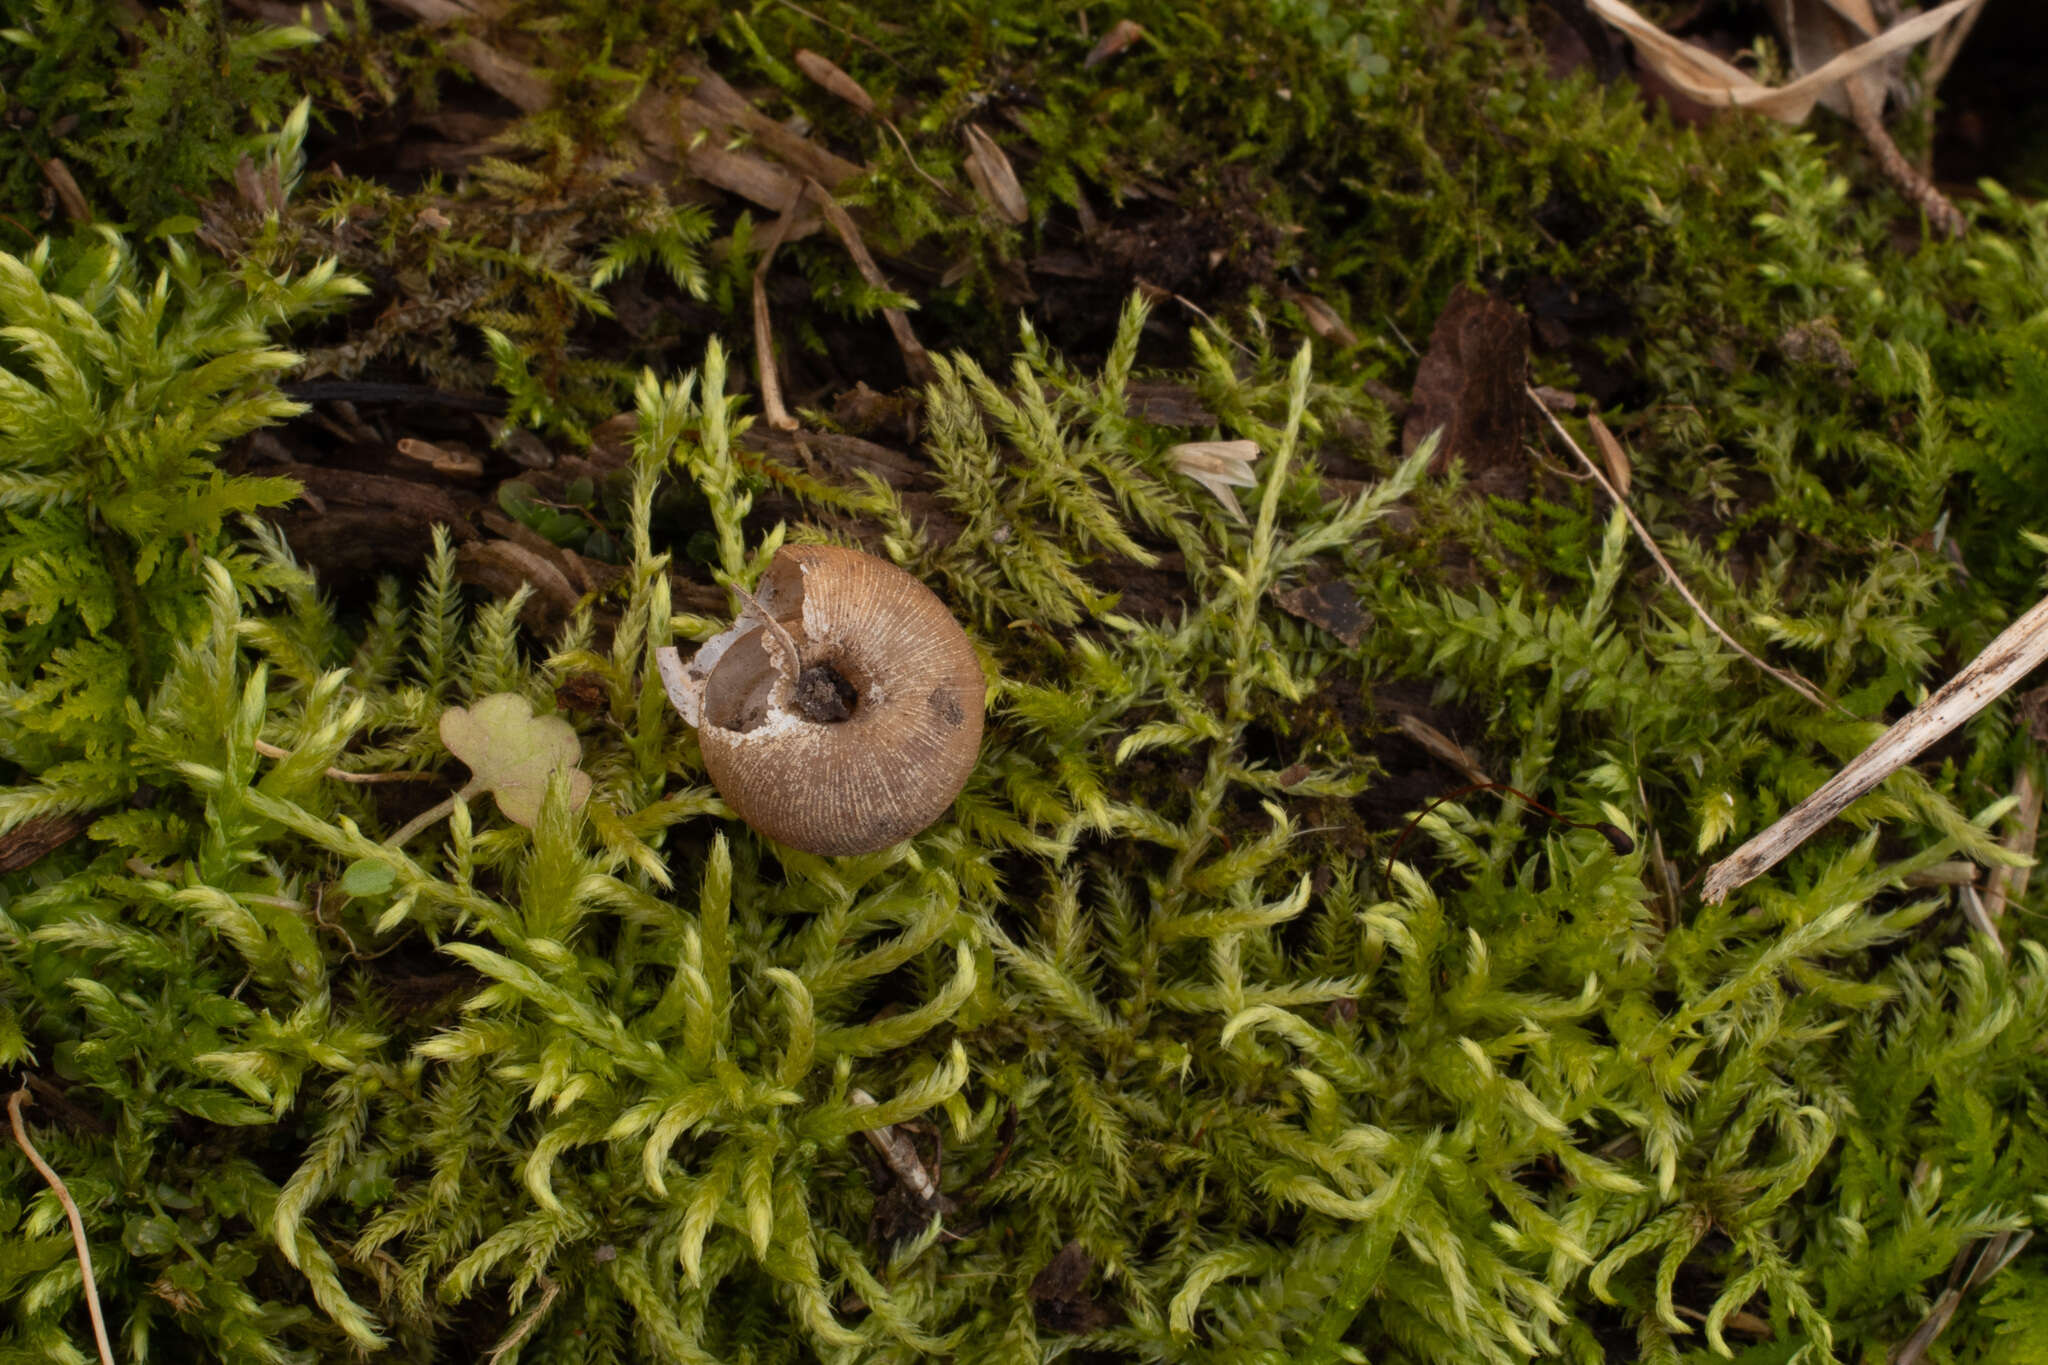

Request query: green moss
[{"left": 7, "top": 3, "right": 2048, "bottom": 1363}]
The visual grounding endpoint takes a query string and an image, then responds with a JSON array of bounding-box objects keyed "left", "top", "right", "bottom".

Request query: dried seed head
[{"left": 657, "top": 545, "right": 985, "bottom": 855}]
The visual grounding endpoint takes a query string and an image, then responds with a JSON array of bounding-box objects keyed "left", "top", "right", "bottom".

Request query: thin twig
[
  {"left": 803, "top": 178, "right": 935, "bottom": 385},
  {"left": 1525, "top": 388, "right": 1841, "bottom": 714},
  {"left": 752, "top": 186, "right": 809, "bottom": 433},
  {"left": 848, "top": 1088, "right": 938, "bottom": 1203},
  {"left": 1702, "top": 590, "right": 2048, "bottom": 903},
  {"left": 1850, "top": 99, "right": 1965, "bottom": 239},
  {"left": 9, "top": 1088, "right": 116, "bottom": 1365},
  {"left": 484, "top": 1274, "right": 560, "bottom": 1365},
  {"left": 250, "top": 738, "right": 440, "bottom": 785}
]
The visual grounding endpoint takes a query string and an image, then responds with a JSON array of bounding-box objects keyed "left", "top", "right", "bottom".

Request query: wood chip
[
  {"left": 794, "top": 49, "right": 875, "bottom": 114},
  {"left": 395, "top": 437, "right": 484, "bottom": 476},
  {"left": 961, "top": 124, "right": 1030, "bottom": 224},
  {"left": 0, "top": 810, "right": 95, "bottom": 874}
]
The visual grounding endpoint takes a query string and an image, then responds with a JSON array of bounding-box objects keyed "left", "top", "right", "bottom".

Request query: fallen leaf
[
  {"left": 962, "top": 124, "right": 1029, "bottom": 224},
  {"left": 793, "top": 49, "right": 876, "bottom": 114},
  {"left": 438, "top": 693, "right": 592, "bottom": 828},
  {"left": 1584, "top": 0, "right": 1982, "bottom": 124},
  {"left": 1402, "top": 286, "right": 1530, "bottom": 492},
  {"left": 1084, "top": 18, "right": 1146, "bottom": 69},
  {"left": 1030, "top": 1241, "right": 1120, "bottom": 1333},
  {"left": 1273, "top": 580, "right": 1372, "bottom": 647},
  {"left": 1585, "top": 412, "right": 1631, "bottom": 498},
  {"left": 1281, "top": 287, "right": 1360, "bottom": 347},
  {"left": 1167, "top": 439, "right": 1259, "bottom": 523},
  {"left": 1390, "top": 711, "right": 1491, "bottom": 786}
]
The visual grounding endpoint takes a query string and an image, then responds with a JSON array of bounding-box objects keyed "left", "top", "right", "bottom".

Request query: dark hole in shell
[{"left": 794, "top": 662, "right": 859, "bottom": 723}]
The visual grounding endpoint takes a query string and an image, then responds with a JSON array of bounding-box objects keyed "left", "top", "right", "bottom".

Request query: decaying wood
[
  {"left": 0, "top": 810, "right": 95, "bottom": 873},
  {"left": 1702, "top": 592, "right": 2048, "bottom": 903}
]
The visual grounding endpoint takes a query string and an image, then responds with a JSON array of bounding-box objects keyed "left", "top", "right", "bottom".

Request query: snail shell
[{"left": 656, "top": 545, "right": 985, "bottom": 855}]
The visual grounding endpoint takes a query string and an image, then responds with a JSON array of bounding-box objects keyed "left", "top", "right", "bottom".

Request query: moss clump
[{"left": 7, "top": 3, "right": 2048, "bottom": 1364}]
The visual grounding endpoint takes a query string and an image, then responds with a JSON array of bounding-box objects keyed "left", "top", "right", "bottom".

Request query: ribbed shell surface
[{"left": 696, "top": 545, "right": 985, "bottom": 855}]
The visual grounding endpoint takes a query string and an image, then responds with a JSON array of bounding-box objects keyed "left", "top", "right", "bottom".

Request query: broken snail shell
[{"left": 656, "top": 544, "right": 985, "bottom": 855}]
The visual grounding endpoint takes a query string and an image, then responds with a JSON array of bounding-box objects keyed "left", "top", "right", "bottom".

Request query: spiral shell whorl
[{"left": 661, "top": 545, "right": 985, "bottom": 855}]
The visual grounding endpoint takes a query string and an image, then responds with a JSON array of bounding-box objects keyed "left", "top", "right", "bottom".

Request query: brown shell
[{"left": 656, "top": 545, "right": 985, "bottom": 856}]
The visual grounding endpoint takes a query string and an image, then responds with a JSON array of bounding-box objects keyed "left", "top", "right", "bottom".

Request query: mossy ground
[{"left": 4, "top": 2, "right": 2048, "bottom": 1363}]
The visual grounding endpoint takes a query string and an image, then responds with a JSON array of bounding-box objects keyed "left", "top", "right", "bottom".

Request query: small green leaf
[
  {"left": 438, "top": 693, "right": 593, "bottom": 828},
  {"left": 124, "top": 1215, "right": 180, "bottom": 1257},
  {"left": 339, "top": 859, "right": 396, "bottom": 896}
]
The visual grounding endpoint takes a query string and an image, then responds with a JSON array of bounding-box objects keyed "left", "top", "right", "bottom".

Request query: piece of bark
[
  {"left": 0, "top": 811, "right": 95, "bottom": 873},
  {"left": 267, "top": 463, "right": 484, "bottom": 582},
  {"left": 456, "top": 539, "right": 580, "bottom": 634}
]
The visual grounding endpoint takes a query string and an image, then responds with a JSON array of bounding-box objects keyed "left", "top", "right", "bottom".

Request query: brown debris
[
  {"left": 267, "top": 463, "right": 484, "bottom": 584},
  {"left": 395, "top": 437, "right": 485, "bottom": 477},
  {"left": 962, "top": 124, "right": 1030, "bottom": 224},
  {"left": 1402, "top": 286, "right": 1531, "bottom": 493},
  {"left": 1281, "top": 287, "right": 1360, "bottom": 347},
  {"left": 794, "top": 49, "right": 876, "bottom": 115},
  {"left": 805, "top": 179, "right": 935, "bottom": 386},
  {"left": 1585, "top": 412, "right": 1631, "bottom": 498},
  {"left": 455, "top": 540, "right": 581, "bottom": 635},
  {"left": 40, "top": 160, "right": 90, "bottom": 223},
  {"left": 0, "top": 810, "right": 96, "bottom": 874},
  {"left": 1084, "top": 18, "right": 1147, "bottom": 68},
  {"left": 1273, "top": 579, "right": 1372, "bottom": 647},
  {"left": 1029, "top": 1241, "right": 1121, "bottom": 1334}
]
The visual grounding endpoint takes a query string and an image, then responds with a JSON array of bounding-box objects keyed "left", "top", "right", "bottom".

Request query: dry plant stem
[
  {"left": 848, "top": 1088, "right": 938, "bottom": 1203},
  {"left": 250, "top": 737, "right": 440, "bottom": 784},
  {"left": 1981, "top": 763, "right": 2041, "bottom": 920},
  {"left": 1917, "top": 0, "right": 1986, "bottom": 99},
  {"left": 1702, "top": 590, "right": 2048, "bottom": 903},
  {"left": 802, "top": 178, "right": 935, "bottom": 385},
  {"left": 1850, "top": 101, "right": 1966, "bottom": 238},
  {"left": 753, "top": 190, "right": 808, "bottom": 432},
  {"left": 1891, "top": 1230, "right": 2033, "bottom": 1365},
  {"left": 383, "top": 780, "right": 484, "bottom": 849},
  {"left": 8, "top": 1089, "right": 116, "bottom": 1365},
  {"left": 484, "top": 1275, "right": 560, "bottom": 1365},
  {"left": 1524, "top": 389, "right": 1840, "bottom": 713}
]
